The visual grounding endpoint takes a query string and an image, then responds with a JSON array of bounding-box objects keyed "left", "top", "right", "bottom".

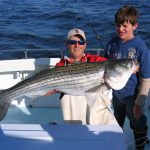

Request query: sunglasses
[{"left": 67, "top": 40, "right": 86, "bottom": 45}]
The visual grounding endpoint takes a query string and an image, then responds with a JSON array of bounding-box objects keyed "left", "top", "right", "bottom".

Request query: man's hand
[
  {"left": 44, "top": 90, "right": 58, "bottom": 96},
  {"left": 133, "top": 104, "right": 142, "bottom": 120}
]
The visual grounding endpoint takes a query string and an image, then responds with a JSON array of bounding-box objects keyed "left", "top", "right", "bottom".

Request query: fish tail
[{"left": 0, "top": 91, "right": 11, "bottom": 121}]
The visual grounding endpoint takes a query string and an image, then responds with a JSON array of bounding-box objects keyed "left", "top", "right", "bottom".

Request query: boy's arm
[
  {"left": 135, "top": 78, "right": 150, "bottom": 105},
  {"left": 134, "top": 78, "right": 150, "bottom": 120}
]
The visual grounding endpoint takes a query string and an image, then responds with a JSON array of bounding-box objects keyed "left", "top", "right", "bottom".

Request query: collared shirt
[{"left": 56, "top": 53, "right": 107, "bottom": 66}]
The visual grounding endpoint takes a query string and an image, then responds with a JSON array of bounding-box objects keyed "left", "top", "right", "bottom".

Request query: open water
[{"left": 0, "top": 0, "right": 150, "bottom": 53}]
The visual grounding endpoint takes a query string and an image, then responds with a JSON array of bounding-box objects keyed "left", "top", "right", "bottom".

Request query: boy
[{"left": 105, "top": 5, "right": 150, "bottom": 150}]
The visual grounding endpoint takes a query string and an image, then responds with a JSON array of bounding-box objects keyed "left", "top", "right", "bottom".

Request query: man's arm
[{"left": 44, "top": 90, "right": 59, "bottom": 96}]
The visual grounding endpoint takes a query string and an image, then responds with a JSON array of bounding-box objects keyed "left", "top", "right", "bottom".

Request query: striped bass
[{"left": 0, "top": 58, "right": 139, "bottom": 120}]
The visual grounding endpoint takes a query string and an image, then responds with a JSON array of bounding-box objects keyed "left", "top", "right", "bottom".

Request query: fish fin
[
  {"left": 0, "top": 102, "right": 11, "bottom": 121},
  {"left": 86, "top": 91, "right": 113, "bottom": 110},
  {"left": 85, "top": 86, "right": 100, "bottom": 107},
  {"left": 0, "top": 91, "right": 12, "bottom": 121},
  {"left": 86, "top": 92, "right": 110, "bottom": 109},
  {"left": 85, "top": 93, "right": 98, "bottom": 108},
  {"left": 85, "top": 84, "right": 111, "bottom": 108},
  {"left": 85, "top": 84, "right": 111, "bottom": 93},
  {"left": 85, "top": 85, "right": 101, "bottom": 93}
]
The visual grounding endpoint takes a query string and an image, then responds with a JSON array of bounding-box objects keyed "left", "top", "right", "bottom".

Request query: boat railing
[{"left": 0, "top": 48, "right": 104, "bottom": 60}]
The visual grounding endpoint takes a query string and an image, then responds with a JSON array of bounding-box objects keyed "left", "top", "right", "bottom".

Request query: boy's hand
[
  {"left": 133, "top": 104, "right": 142, "bottom": 120},
  {"left": 133, "top": 65, "right": 139, "bottom": 74}
]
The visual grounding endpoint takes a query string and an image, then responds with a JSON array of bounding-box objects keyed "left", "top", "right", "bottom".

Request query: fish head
[{"left": 104, "top": 59, "right": 139, "bottom": 90}]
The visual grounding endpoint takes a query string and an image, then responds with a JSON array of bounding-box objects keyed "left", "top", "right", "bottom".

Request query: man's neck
[{"left": 69, "top": 54, "right": 85, "bottom": 62}]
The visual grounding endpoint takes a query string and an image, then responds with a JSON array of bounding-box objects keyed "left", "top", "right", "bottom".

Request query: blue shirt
[{"left": 105, "top": 35, "right": 150, "bottom": 103}]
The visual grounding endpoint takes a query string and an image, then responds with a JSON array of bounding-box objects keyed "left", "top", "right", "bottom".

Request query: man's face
[
  {"left": 116, "top": 21, "right": 138, "bottom": 42},
  {"left": 67, "top": 36, "right": 86, "bottom": 61}
]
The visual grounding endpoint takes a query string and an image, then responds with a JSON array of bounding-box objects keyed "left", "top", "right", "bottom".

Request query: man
[{"left": 46, "top": 28, "right": 118, "bottom": 125}]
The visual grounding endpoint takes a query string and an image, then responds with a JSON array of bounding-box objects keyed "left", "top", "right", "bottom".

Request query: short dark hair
[{"left": 115, "top": 5, "right": 139, "bottom": 26}]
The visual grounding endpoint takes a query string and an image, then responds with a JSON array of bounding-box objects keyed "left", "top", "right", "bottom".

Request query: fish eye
[
  {"left": 121, "top": 61, "right": 130, "bottom": 68},
  {"left": 121, "top": 62, "right": 126, "bottom": 67}
]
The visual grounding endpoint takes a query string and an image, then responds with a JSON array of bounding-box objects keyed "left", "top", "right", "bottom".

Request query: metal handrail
[{"left": 0, "top": 48, "right": 104, "bottom": 60}]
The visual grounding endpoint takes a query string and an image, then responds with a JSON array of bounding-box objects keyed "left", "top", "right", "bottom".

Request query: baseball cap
[{"left": 67, "top": 28, "right": 86, "bottom": 41}]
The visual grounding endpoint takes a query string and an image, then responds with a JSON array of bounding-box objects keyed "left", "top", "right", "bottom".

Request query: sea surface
[{"left": 0, "top": 0, "right": 150, "bottom": 55}]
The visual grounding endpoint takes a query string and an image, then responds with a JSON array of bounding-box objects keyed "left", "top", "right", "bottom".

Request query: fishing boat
[{"left": 0, "top": 49, "right": 149, "bottom": 150}]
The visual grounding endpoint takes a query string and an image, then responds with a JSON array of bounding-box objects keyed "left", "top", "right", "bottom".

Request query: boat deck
[
  {"left": 124, "top": 95, "right": 150, "bottom": 150},
  {"left": 1, "top": 94, "right": 150, "bottom": 150},
  {"left": 0, "top": 124, "right": 126, "bottom": 150}
]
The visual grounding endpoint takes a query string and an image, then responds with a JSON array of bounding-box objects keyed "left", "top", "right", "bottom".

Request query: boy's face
[{"left": 116, "top": 21, "right": 138, "bottom": 42}]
